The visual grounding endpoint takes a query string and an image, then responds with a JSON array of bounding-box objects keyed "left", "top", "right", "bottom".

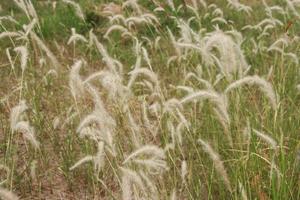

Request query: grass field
[{"left": 0, "top": 0, "right": 299, "bottom": 199}]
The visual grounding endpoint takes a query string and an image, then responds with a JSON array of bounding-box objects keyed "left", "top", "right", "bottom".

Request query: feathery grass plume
[
  {"left": 148, "top": 101, "right": 161, "bottom": 117},
  {"left": 163, "top": 98, "right": 184, "bottom": 114},
  {"left": 10, "top": 101, "right": 39, "bottom": 149},
  {"left": 284, "top": 52, "right": 299, "bottom": 65},
  {"left": 78, "top": 85, "right": 116, "bottom": 151},
  {"left": 123, "top": 145, "right": 167, "bottom": 172},
  {"left": 0, "top": 16, "right": 19, "bottom": 24},
  {"left": 178, "top": 19, "right": 195, "bottom": 44},
  {"left": 170, "top": 189, "right": 177, "bottom": 200},
  {"left": 77, "top": 99, "right": 116, "bottom": 130},
  {"left": 175, "top": 121, "right": 186, "bottom": 144},
  {"left": 154, "top": 36, "right": 161, "bottom": 50},
  {"left": 67, "top": 28, "right": 87, "bottom": 45},
  {"left": 123, "top": 145, "right": 165, "bottom": 164},
  {"left": 13, "top": 121, "right": 40, "bottom": 149},
  {"left": 76, "top": 113, "right": 103, "bottom": 137},
  {"left": 211, "top": 7, "right": 224, "bottom": 17},
  {"left": 258, "top": 28, "right": 271, "bottom": 39},
  {"left": 60, "top": 106, "right": 79, "bottom": 128},
  {"left": 90, "top": 32, "right": 121, "bottom": 73},
  {"left": 167, "top": 27, "right": 181, "bottom": 57},
  {"left": 139, "top": 171, "right": 159, "bottom": 199},
  {"left": 69, "top": 155, "right": 94, "bottom": 171},
  {"left": 213, "top": 74, "right": 225, "bottom": 86},
  {"left": 176, "top": 86, "right": 195, "bottom": 94},
  {"left": 14, "top": 0, "right": 40, "bottom": 29},
  {"left": 103, "top": 25, "right": 131, "bottom": 40},
  {"left": 0, "top": 187, "right": 18, "bottom": 200},
  {"left": 267, "top": 65, "right": 274, "bottom": 80},
  {"left": 185, "top": 0, "right": 207, "bottom": 8},
  {"left": 266, "top": 5, "right": 285, "bottom": 16},
  {"left": 185, "top": 6, "right": 200, "bottom": 21},
  {"left": 166, "top": 0, "right": 175, "bottom": 11},
  {"left": 132, "top": 37, "right": 143, "bottom": 55},
  {"left": 167, "top": 119, "right": 186, "bottom": 147},
  {"left": 85, "top": 84, "right": 108, "bottom": 116},
  {"left": 85, "top": 70, "right": 129, "bottom": 102},
  {"left": 126, "top": 109, "right": 141, "bottom": 148},
  {"left": 120, "top": 165, "right": 161, "bottom": 199},
  {"left": 225, "top": 75, "right": 277, "bottom": 110},
  {"left": 174, "top": 33, "right": 204, "bottom": 56},
  {"left": 128, "top": 68, "right": 159, "bottom": 90},
  {"left": 267, "top": 35, "right": 289, "bottom": 52},
  {"left": 267, "top": 40, "right": 299, "bottom": 65},
  {"left": 120, "top": 167, "right": 146, "bottom": 200},
  {"left": 30, "top": 31, "right": 61, "bottom": 69},
  {"left": 122, "top": 0, "right": 142, "bottom": 14},
  {"left": 14, "top": 46, "right": 29, "bottom": 72},
  {"left": 135, "top": 80, "right": 155, "bottom": 92},
  {"left": 77, "top": 113, "right": 115, "bottom": 155},
  {"left": 129, "top": 158, "right": 168, "bottom": 173},
  {"left": 227, "top": 0, "right": 252, "bottom": 15},
  {"left": 123, "top": 15, "right": 144, "bottom": 24},
  {"left": 100, "top": 2, "right": 122, "bottom": 16},
  {"left": 121, "top": 172, "right": 132, "bottom": 200},
  {"left": 52, "top": 117, "right": 60, "bottom": 130},
  {"left": 242, "top": 17, "right": 282, "bottom": 32},
  {"left": 22, "top": 18, "right": 38, "bottom": 38},
  {"left": 252, "top": 129, "right": 277, "bottom": 150},
  {"left": 70, "top": 142, "right": 105, "bottom": 173},
  {"left": 211, "top": 17, "right": 228, "bottom": 24},
  {"left": 180, "top": 90, "right": 230, "bottom": 128},
  {"left": 0, "top": 32, "right": 22, "bottom": 40},
  {"left": 202, "top": 30, "right": 248, "bottom": 78},
  {"left": 125, "top": 17, "right": 149, "bottom": 29},
  {"left": 6, "top": 48, "right": 15, "bottom": 71},
  {"left": 242, "top": 120, "right": 251, "bottom": 160},
  {"left": 69, "top": 59, "right": 85, "bottom": 100},
  {"left": 142, "top": 47, "right": 153, "bottom": 71},
  {"left": 286, "top": 0, "right": 300, "bottom": 19},
  {"left": 198, "top": 138, "right": 232, "bottom": 192},
  {"left": 252, "top": 129, "right": 281, "bottom": 184},
  {"left": 127, "top": 55, "right": 141, "bottom": 88},
  {"left": 10, "top": 100, "right": 28, "bottom": 130},
  {"left": 239, "top": 181, "right": 248, "bottom": 200},
  {"left": 13, "top": 0, "right": 31, "bottom": 20},
  {"left": 142, "top": 13, "right": 160, "bottom": 25},
  {"left": 25, "top": 0, "right": 39, "bottom": 21},
  {"left": 93, "top": 142, "right": 105, "bottom": 174},
  {"left": 108, "top": 14, "right": 126, "bottom": 24},
  {"left": 88, "top": 29, "right": 94, "bottom": 47},
  {"left": 142, "top": 100, "right": 159, "bottom": 137},
  {"left": 176, "top": 29, "right": 248, "bottom": 79},
  {"left": 181, "top": 160, "right": 188, "bottom": 183},
  {"left": 141, "top": 37, "right": 152, "bottom": 48},
  {"left": 167, "top": 120, "right": 176, "bottom": 149},
  {"left": 62, "top": 0, "right": 85, "bottom": 21},
  {"left": 184, "top": 73, "right": 214, "bottom": 90}
]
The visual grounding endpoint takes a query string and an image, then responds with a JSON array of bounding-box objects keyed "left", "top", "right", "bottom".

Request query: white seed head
[
  {"left": 14, "top": 46, "right": 29, "bottom": 72},
  {"left": 198, "top": 138, "right": 232, "bottom": 192}
]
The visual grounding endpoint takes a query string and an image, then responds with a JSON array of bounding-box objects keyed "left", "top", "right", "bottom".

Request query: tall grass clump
[{"left": 0, "top": 0, "right": 299, "bottom": 199}]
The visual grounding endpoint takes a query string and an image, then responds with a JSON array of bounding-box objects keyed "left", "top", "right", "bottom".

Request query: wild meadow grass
[{"left": 0, "top": 0, "right": 299, "bottom": 199}]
